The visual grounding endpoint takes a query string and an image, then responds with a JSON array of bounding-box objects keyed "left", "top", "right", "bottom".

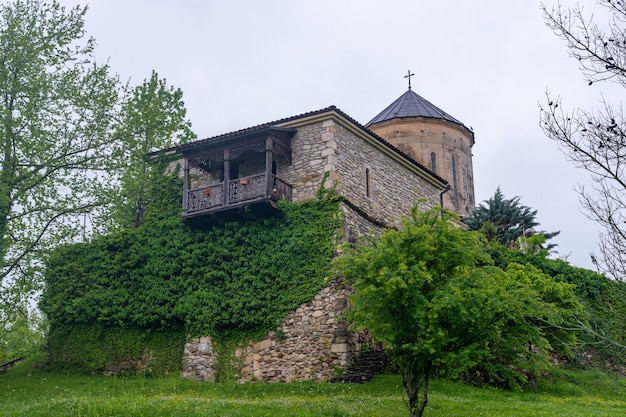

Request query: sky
[{"left": 55, "top": 0, "right": 619, "bottom": 271}]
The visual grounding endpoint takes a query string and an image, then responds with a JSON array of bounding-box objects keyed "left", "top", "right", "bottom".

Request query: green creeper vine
[{"left": 41, "top": 167, "right": 343, "bottom": 375}]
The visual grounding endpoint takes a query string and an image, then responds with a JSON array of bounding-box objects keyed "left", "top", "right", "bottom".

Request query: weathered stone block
[
  {"left": 331, "top": 343, "right": 349, "bottom": 353},
  {"left": 253, "top": 340, "right": 272, "bottom": 352},
  {"left": 312, "top": 310, "right": 324, "bottom": 318}
]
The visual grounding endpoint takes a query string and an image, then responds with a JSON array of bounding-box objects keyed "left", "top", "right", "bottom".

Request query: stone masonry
[
  {"left": 182, "top": 278, "right": 376, "bottom": 382},
  {"left": 179, "top": 109, "right": 446, "bottom": 382}
]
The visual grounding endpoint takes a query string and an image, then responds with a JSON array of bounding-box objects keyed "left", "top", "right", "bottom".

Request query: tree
[
  {"left": 0, "top": 307, "right": 45, "bottom": 362},
  {"left": 0, "top": 1, "right": 119, "bottom": 328},
  {"left": 110, "top": 71, "right": 195, "bottom": 229},
  {"left": 463, "top": 187, "right": 559, "bottom": 252},
  {"left": 541, "top": 1, "right": 626, "bottom": 280},
  {"left": 337, "top": 207, "right": 581, "bottom": 417}
]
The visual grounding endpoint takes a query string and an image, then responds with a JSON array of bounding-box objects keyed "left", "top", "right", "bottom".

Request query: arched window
[
  {"left": 452, "top": 156, "right": 459, "bottom": 210},
  {"left": 431, "top": 152, "right": 437, "bottom": 173},
  {"left": 365, "top": 168, "right": 371, "bottom": 198}
]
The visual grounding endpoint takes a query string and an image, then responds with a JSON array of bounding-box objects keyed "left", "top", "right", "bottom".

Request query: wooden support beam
[
  {"left": 183, "top": 157, "right": 189, "bottom": 211},
  {"left": 223, "top": 149, "right": 230, "bottom": 207},
  {"left": 265, "top": 137, "right": 273, "bottom": 198}
]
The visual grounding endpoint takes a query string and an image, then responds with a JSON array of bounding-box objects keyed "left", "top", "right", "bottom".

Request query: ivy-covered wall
[{"left": 41, "top": 170, "right": 342, "bottom": 375}]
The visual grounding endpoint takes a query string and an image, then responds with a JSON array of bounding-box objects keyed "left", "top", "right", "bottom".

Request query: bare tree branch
[{"left": 541, "top": 1, "right": 626, "bottom": 280}]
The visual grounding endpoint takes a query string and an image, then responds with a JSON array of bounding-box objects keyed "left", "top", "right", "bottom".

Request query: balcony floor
[{"left": 183, "top": 173, "right": 291, "bottom": 221}]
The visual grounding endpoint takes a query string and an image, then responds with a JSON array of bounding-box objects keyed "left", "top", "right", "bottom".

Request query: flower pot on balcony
[{"left": 239, "top": 178, "right": 249, "bottom": 185}]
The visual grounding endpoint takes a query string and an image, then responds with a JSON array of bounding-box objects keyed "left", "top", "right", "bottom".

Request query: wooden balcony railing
[{"left": 184, "top": 173, "right": 292, "bottom": 219}]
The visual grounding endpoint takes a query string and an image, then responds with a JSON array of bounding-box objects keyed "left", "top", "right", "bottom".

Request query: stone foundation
[
  {"left": 181, "top": 336, "right": 216, "bottom": 381},
  {"left": 181, "top": 278, "right": 376, "bottom": 382}
]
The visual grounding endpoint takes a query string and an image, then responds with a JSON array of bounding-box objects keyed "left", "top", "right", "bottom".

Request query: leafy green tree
[
  {"left": 0, "top": 1, "right": 119, "bottom": 330},
  {"left": 486, "top": 242, "right": 626, "bottom": 369},
  {"left": 337, "top": 207, "right": 581, "bottom": 417},
  {"left": 541, "top": 1, "right": 626, "bottom": 281},
  {"left": 110, "top": 71, "right": 195, "bottom": 229},
  {"left": 0, "top": 307, "right": 45, "bottom": 362},
  {"left": 464, "top": 187, "right": 559, "bottom": 252}
]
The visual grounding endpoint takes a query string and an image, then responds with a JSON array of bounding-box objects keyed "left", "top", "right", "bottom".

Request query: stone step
[
  {"left": 329, "top": 350, "right": 390, "bottom": 383},
  {"left": 0, "top": 357, "right": 24, "bottom": 373}
]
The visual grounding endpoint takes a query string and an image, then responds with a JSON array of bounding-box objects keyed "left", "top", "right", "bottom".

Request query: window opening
[
  {"left": 452, "top": 156, "right": 459, "bottom": 210},
  {"left": 229, "top": 161, "right": 241, "bottom": 180}
]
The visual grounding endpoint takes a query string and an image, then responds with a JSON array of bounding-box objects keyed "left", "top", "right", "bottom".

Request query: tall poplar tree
[
  {"left": 110, "top": 71, "right": 195, "bottom": 229},
  {"left": 0, "top": 1, "right": 119, "bottom": 326}
]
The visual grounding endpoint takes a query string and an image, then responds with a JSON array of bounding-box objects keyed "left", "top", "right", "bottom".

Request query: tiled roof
[
  {"left": 167, "top": 107, "right": 339, "bottom": 153},
  {"left": 158, "top": 105, "right": 447, "bottom": 185},
  {"left": 366, "top": 89, "right": 465, "bottom": 127}
]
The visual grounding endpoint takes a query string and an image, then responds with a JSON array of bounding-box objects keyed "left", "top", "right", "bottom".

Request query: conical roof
[{"left": 366, "top": 89, "right": 464, "bottom": 127}]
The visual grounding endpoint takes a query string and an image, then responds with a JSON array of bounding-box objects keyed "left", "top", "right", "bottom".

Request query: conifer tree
[{"left": 464, "top": 187, "right": 559, "bottom": 252}]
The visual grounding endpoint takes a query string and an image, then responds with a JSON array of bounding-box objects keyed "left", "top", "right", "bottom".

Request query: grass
[{"left": 1, "top": 356, "right": 625, "bottom": 416}]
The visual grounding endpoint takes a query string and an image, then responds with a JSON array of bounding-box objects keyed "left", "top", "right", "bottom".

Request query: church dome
[
  {"left": 366, "top": 89, "right": 467, "bottom": 130},
  {"left": 366, "top": 87, "right": 475, "bottom": 218}
]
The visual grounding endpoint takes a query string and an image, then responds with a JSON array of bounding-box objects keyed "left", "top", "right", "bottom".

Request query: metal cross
[{"left": 404, "top": 70, "right": 415, "bottom": 90}]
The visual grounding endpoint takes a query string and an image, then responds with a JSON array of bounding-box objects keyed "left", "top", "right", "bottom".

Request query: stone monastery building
[{"left": 166, "top": 84, "right": 476, "bottom": 382}]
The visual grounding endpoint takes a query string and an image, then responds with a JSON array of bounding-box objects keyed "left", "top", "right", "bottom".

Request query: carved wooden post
[
  {"left": 183, "top": 157, "right": 189, "bottom": 211},
  {"left": 223, "top": 148, "right": 230, "bottom": 207},
  {"left": 265, "top": 136, "right": 273, "bottom": 198}
]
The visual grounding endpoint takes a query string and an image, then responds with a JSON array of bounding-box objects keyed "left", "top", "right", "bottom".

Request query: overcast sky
[{"left": 56, "top": 0, "right": 619, "bottom": 271}]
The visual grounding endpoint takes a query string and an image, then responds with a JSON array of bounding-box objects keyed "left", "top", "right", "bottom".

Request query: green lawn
[{"left": 1, "top": 357, "right": 625, "bottom": 416}]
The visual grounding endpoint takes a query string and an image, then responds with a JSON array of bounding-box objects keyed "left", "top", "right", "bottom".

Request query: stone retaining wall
[
  {"left": 181, "top": 278, "right": 377, "bottom": 382},
  {"left": 178, "top": 111, "right": 444, "bottom": 382}
]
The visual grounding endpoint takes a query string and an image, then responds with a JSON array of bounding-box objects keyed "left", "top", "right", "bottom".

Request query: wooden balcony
[
  {"left": 177, "top": 126, "right": 296, "bottom": 221},
  {"left": 183, "top": 173, "right": 292, "bottom": 220}
]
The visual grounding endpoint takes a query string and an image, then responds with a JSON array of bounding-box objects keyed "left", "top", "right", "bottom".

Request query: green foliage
[
  {"left": 0, "top": 309, "right": 46, "bottom": 363},
  {"left": 337, "top": 207, "right": 582, "bottom": 417},
  {"left": 110, "top": 71, "right": 196, "bottom": 229},
  {"left": 44, "top": 324, "right": 185, "bottom": 376},
  {"left": 464, "top": 187, "right": 559, "bottom": 251},
  {"left": 40, "top": 168, "right": 341, "bottom": 374},
  {"left": 486, "top": 243, "right": 626, "bottom": 368},
  {"left": 0, "top": 0, "right": 120, "bottom": 348}
]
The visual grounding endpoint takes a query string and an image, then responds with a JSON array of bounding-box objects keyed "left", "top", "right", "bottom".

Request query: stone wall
[
  {"left": 181, "top": 278, "right": 377, "bottom": 382},
  {"left": 331, "top": 119, "right": 441, "bottom": 226},
  {"left": 277, "top": 114, "right": 443, "bottom": 223},
  {"left": 341, "top": 202, "right": 383, "bottom": 244},
  {"left": 278, "top": 121, "right": 331, "bottom": 203},
  {"left": 369, "top": 117, "right": 475, "bottom": 218},
  {"left": 178, "top": 110, "right": 445, "bottom": 382},
  {"left": 181, "top": 336, "right": 216, "bottom": 381}
]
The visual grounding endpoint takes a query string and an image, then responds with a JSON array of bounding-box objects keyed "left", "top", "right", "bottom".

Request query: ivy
[
  {"left": 40, "top": 169, "right": 342, "bottom": 374},
  {"left": 44, "top": 324, "right": 186, "bottom": 376}
]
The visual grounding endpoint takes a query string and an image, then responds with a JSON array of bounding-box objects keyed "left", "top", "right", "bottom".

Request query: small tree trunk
[
  {"left": 402, "top": 365, "right": 430, "bottom": 417},
  {"left": 529, "top": 343, "right": 538, "bottom": 393}
]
